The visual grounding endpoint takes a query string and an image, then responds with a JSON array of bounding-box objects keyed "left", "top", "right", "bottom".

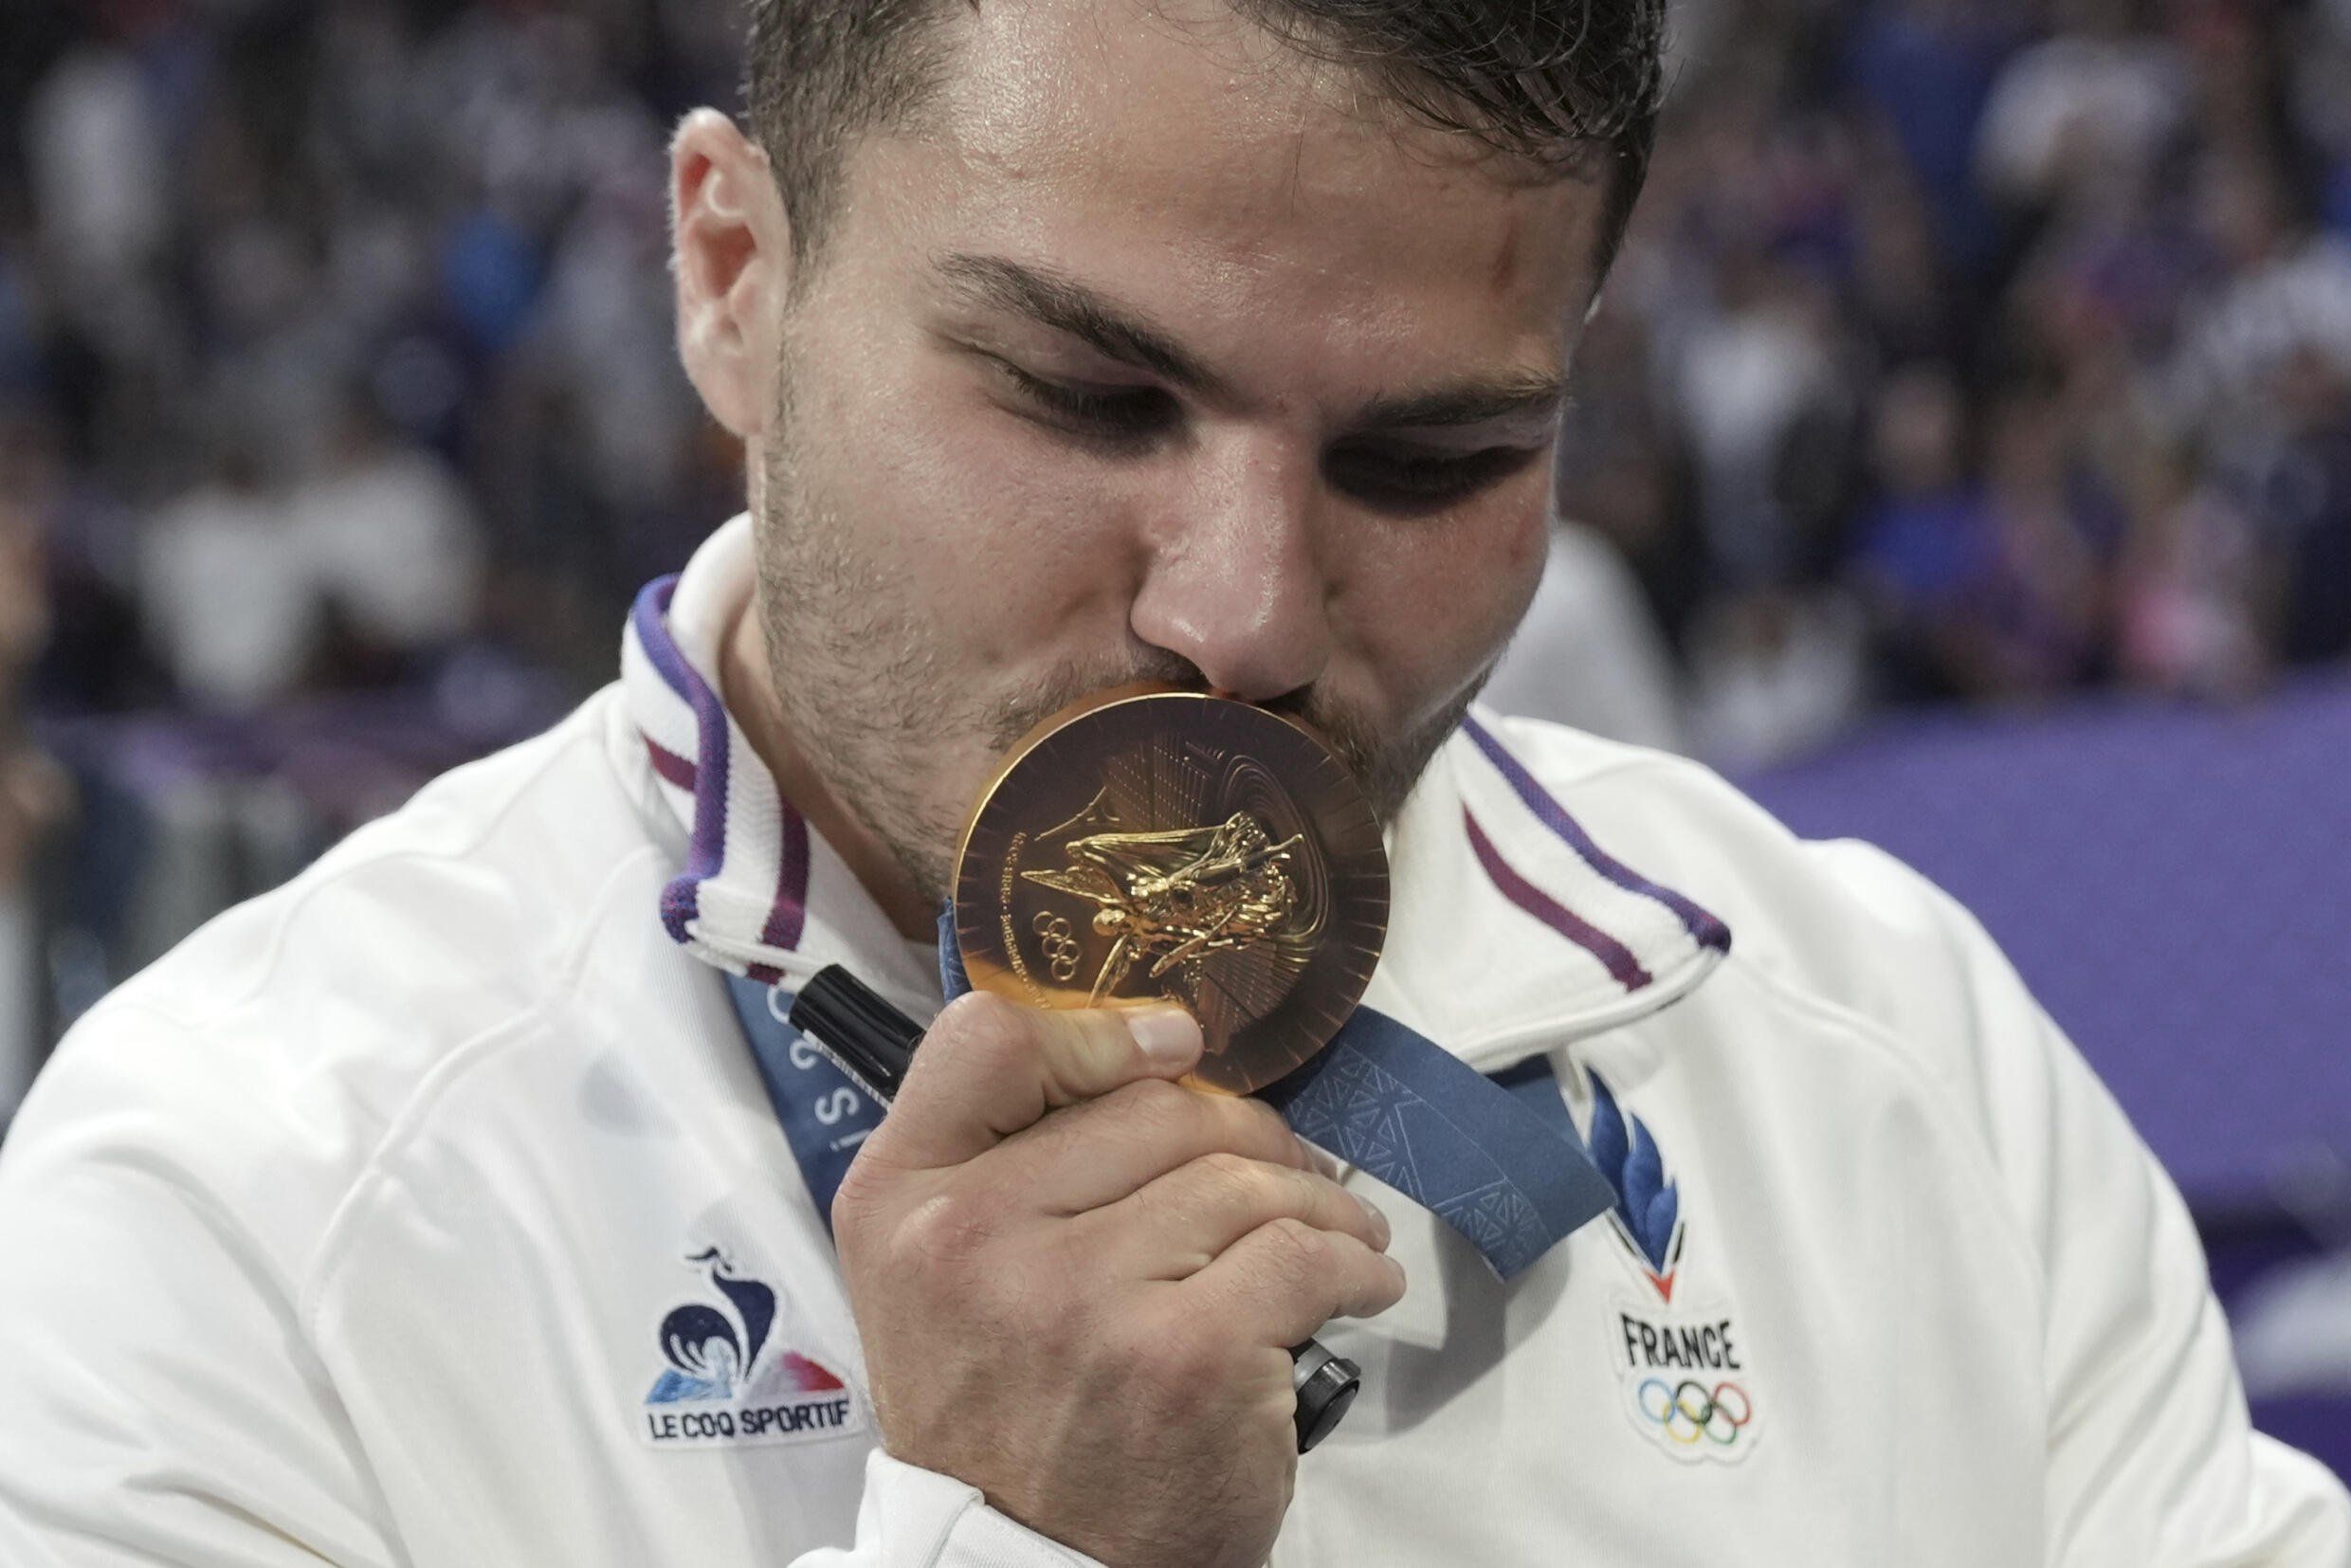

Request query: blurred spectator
[
  {"left": 1483, "top": 521, "right": 1686, "bottom": 752},
  {"left": 2168, "top": 151, "right": 2351, "bottom": 435},
  {"left": 137, "top": 440, "right": 311, "bottom": 713},
  {"left": 1684, "top": 584, "right": 1869, "bottom": 770},
  {"left": 1674, "top": 247, "right": 1846, "bottom": 587},
  {"left": 291, "top": 393, "right": 483, "bottom": 677},
  {"left": 2117, "top": 442, "right": 2269, "bottom": 694},
  {"left": 23, "top": 33, "right": 169, "bottom": 353},
  {"left": 1852, "top": 361, "right": 1986, "bottom": 695},
  {"left": 1855, "top": 370, "right": 2108, "bottom": 702},
  {"left": 1977, "top": 0, "right": 2186, "bottom": 218},
  {"left": 1844, "top": 0, "right": 2018, "bottom": 281},
  {"left": 0, "top": 411, "right": 72, "bottom": 1116}
]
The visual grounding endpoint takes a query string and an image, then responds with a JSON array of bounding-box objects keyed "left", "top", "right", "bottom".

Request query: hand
[{"left": 831, "top": 991, "right": 1404, "bottom": 1568}]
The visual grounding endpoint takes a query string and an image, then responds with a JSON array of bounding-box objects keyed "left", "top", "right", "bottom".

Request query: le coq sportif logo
[{"left": 640, "top": 1247, "right": 865, "bottom": 1449}]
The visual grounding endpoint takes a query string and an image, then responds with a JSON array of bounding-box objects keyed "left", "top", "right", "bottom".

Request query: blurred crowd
[
  {"left": 0, "top": 0, "right": 747, "bottom": 1088},
  {"left": 1552, "top": 0, "right": 2351, "bottom": 764},
  {"left": 2, "top": 0, "right": 2351, "bottom": 1087},
  {"left": 2, "top": 0, "right": 743, "bottom": 716}
]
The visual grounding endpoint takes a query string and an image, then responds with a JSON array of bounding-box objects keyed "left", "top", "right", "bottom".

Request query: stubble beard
[{"left": 750, "top": 375, "right": 1485, "bottom": 911}]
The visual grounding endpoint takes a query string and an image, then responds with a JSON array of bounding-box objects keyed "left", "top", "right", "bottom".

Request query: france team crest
[
  {"left": 1585, "top": 1074, "right": 1761, "bottom": 1465},
  {"left": 641, "top": 1248, "right": 865, "bottom": 1449}
]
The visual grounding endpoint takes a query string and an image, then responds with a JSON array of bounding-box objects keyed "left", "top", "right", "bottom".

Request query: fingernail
[
  {"left": 1125, "top": 1004, "right": 1202, "bottom": 1068},
  {"left": 1357, "top": 1192, "right": 1392, "bottom": 1249},
  {"left": 1304, "top": 1143, "right": 1341, "bottom": 1180}
]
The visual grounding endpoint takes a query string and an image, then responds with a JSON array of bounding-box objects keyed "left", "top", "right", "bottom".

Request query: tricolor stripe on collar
[
  {"left": 1387, "top": 713, "right": 1732, "bottom": 1058},
  {"left": 1459, "top": 713, "right": 1731, "bottom": 987},
  {"left": 623, "top": 574, "right": 811, "bottom": 985}
]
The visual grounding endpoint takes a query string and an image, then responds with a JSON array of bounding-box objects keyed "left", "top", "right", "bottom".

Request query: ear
[{"left": 671, "top": 108, "right": 793, "bottom": 439}]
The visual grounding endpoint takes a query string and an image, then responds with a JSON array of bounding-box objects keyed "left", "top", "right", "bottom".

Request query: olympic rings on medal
[
  {"left": 1636, "top": 1377, "right": 1753, "bottom": 1446},
  {"left": 1030, "top": 910, "right": 1084, "bottom": 982}
]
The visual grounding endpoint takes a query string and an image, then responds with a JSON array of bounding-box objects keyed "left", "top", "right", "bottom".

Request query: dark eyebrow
[
  {"left": 1349, "top": 375, "right": 1567, "bottom": 433},
  {"left": 939, "top": 251, "right": 1563, "bottom": 431},
  {"left": 939, "top": 253, "right": 1230, "bottom": 398}
]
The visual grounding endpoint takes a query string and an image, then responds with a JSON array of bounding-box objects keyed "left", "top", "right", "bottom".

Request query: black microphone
[{"left": 787, "top": 964, "right": 1360, "bottom": 1453}]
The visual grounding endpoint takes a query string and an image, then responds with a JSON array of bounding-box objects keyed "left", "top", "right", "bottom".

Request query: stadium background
[{"left": 2, "top": 0, "right": 2345, "bottom": 1472}]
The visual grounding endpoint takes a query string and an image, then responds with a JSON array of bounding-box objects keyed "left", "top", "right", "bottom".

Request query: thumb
[{"left": 868, "top": 991, "right": 1204, "bottom": 1170}]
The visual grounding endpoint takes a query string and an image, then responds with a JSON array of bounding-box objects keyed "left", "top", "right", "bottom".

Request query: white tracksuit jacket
[{"left": 1, "top": 518, "right": 2344, "bottom": 1567}]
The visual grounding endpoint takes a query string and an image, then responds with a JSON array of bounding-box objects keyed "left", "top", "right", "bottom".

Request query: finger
[
  {"left": 1079, "top": 1153, "right": 1393, "bottom": 1279},
  {"left": 975, "top": 1078, "right": 1309, "bottom": 1213},
  {"left": 866, "top": 991, "right": 1203, "bottom": 1171},
  {"left": 1177, "top": 1217, "right": 1408, "bottom": 1349}
]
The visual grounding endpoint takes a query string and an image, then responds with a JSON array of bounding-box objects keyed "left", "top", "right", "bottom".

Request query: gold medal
[{"left": 953, "top": 684, "right": 1389, "bottom": 1094}]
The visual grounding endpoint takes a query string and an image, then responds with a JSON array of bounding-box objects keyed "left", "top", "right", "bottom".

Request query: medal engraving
[
  {"left": 955, "top": 685, "right": 1387, "bottom": 1094},
  {"left": 1023, "top": 796, "right": 1309, "bottom": 1004}
]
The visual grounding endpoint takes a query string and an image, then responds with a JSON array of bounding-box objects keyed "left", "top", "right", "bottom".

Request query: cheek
[
  {"left": 1337, "top": 493, "right": 1550, "bottom": 713},
  {"left": 798, "top": 356, "right": 1140, "bottom": 666}
]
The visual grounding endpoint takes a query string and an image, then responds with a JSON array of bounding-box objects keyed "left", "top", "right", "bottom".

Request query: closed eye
[
  {"left": 1321, "top": 438, "right": 1545, "bottom": 515},
  {"left": 988, "top": 348, "right": 1547, "bottom": 508},
  {"left": 994, "top": 360, "right": 1179, "bottom": 448}
]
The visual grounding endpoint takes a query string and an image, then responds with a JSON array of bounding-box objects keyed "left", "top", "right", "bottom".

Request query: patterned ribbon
[{"left": 1255, "top": 1010, "right": 1618, "bottom": 1279}]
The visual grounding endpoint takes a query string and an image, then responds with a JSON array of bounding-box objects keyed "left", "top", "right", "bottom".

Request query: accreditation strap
[
  {"left": 723, "top": 973, "right": 884, "bottom": 1231},
  {"left": 933, "top": 913, "right": 1615, "bottom": 1282}
]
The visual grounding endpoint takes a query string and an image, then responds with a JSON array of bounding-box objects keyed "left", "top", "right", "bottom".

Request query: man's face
[{"left": 740, "top": 0, "right": 1609, "bottom": 904}]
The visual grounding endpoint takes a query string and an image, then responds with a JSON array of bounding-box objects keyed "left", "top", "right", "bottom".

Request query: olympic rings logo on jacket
[{"left": 1637, "top": 1378, "right": 1754, "bottom": 1447}]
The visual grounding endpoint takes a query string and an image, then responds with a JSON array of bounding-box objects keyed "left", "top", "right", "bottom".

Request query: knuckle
[
  {"left": 930, "top": 991, "right": 1034, "bottom": 1071},
  {"left": 1181, "top": 1151, "right": 1285, "bottom": 1221},
  {"left": 1140, "top": 1312, "right": 1231, "bottom": 1392},
  {"left": 1257, "top": 1214, "right": 1334, "bottom": 1284},
  {"left": 894, "top": 1185, "right": 999, "bottom": 1267},
  {"left": 829, "top": 1158, "right": 887, "bottom": 1232},
  {"left": 1227, "top": 1098, "right": 1309, "bottom": 1166},
  {"left": 1107, "top": 1075, "right": 1198, "bottom": 1140},
  {"left": 1303, "top": 1175, "right": 1359, "bottom": 1231},
  {"left": 1191, "top": 1148, "right": 1261, "bottom": 1193},
  {"left": 1011, "top": 1250, "right": 1096, "bottom": 1351}
]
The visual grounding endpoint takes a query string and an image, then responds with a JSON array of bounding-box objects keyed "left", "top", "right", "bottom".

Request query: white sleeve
[
  {"left": 805, "top": 1452, "right": 1105, "bottom": 1568},
  {"left": 1816, "top": 840, "right": 2351, "bottom": 1567},
  {"left": 0, "top": 1121, "right": 405, "bottom": 1565},
  {"left": 2026, "top": 1012, "right": 2351, "bottom": 1567}
]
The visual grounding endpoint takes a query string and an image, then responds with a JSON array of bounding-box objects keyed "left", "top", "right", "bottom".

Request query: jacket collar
[
  {"left": 621, "top": 516, "right": 942, "bottom": 1017},
  {"left": 1366, "top": 712, "right": 1731, "bottom": 1068},
  {"left": 623, "top": 517, "right": 1732, "bottom": 1055}
]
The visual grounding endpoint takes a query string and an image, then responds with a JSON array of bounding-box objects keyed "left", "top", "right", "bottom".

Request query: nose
[{"left": 1127, "top": 435, "right": 1331, "bottom": 702}]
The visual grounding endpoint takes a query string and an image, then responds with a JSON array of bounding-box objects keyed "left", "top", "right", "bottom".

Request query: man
[{"left": 0, "top": 1, "right": 2343, "bottom": 1564}]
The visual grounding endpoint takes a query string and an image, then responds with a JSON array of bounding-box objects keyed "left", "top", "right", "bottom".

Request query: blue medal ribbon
[
  {"left": 725, "top": 923, "right": 1616, "bottom": 1280},
  {"left": 1255, "top": 1012, "right": 1617, "bottom": 1280}
]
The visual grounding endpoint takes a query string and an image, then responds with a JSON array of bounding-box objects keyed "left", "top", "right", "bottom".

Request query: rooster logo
[
  {"left": 646, "top": 1249, "right": 843, "bottom": 1404},
  {"left": 1587, "top": 1075, "right": 1684, "bottom": 1303}
]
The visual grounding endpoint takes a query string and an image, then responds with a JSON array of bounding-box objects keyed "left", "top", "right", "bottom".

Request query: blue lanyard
[
  {"left": 723, "top": 974, "right": 884, "bottom": 1230},
  {"left": 724, "top": 921, "right": 1618, "bottom": 1281}
]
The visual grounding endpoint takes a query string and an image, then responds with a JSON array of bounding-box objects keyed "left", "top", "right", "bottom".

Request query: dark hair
[{"left": 742, "top": 0, "right": 1667, "bottom": 272}]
